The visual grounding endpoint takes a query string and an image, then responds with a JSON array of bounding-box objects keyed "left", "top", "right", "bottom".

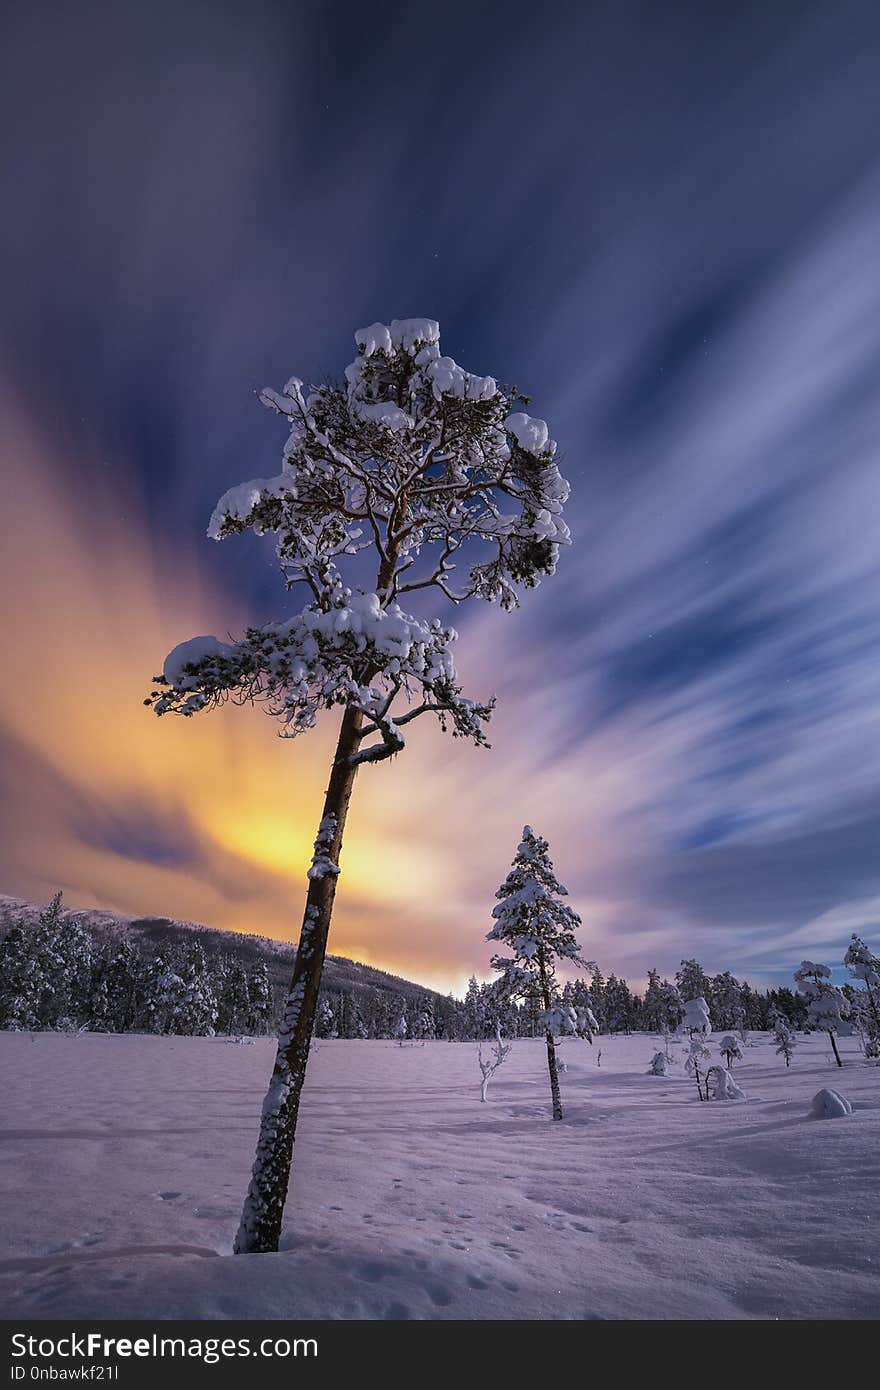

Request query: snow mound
[{"left": 809, "top": 1088, "right": 852, "bottom": 1119}]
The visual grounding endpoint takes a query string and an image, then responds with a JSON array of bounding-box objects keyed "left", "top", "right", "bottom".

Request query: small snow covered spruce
[
  {"left": 487, "top": 827, "right": 594, "bottom": 1121},
  {"left": 772, "top": 1014, "right": 797, "bottom": 1067},
  {"left": 146, "top": 319, "right": 572, "bottom": 1256}
]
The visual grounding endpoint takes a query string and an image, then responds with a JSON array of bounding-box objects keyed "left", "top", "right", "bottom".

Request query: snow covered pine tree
[
  {"left": 146, "top": 318, "right": 571, "bottom": 1253},
  {"left": 487, "top": 828, "right": 593, "bottom": 1120}
]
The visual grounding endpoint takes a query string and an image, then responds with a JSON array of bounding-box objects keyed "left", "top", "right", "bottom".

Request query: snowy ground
[{"left": 1, "top": 1030, "right": 877, "bottom": 1320}]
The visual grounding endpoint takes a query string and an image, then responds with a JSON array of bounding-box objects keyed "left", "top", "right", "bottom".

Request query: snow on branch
[{"left": 147, "top": 583, "right": 494, "bottom": 760}]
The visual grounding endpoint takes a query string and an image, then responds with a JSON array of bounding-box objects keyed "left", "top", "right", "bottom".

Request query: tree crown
[
  {"left": 487, "top": 827, "right": 592, "bottom": 999},
  {"left": 146, "top": 319, "right": 571, "bottom": 767}
]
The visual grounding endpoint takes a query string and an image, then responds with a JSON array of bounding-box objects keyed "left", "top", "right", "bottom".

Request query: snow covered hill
[{"left": 0, "top": 893, "right": 453, "bottom": 1020}]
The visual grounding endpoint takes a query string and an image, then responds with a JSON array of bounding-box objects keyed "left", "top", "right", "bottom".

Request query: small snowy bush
[
  {"left": 477, "top": 1025, "right": 512, "bottom": 1102},
  {"left": 719, "top": 1035, "right": 744, "bottom": 1068},
  {"left": 706, "top": 1066, "right": 745, "bottom": 1101}
]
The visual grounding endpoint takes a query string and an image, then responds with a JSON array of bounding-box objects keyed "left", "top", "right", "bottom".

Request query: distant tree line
[{"left": 2, "top": 895, "right": 875, "bottom": 1043}]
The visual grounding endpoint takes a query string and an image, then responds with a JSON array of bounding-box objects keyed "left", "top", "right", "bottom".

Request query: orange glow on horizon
[{"left": 0, "top": 387, "right": 505, "bottom": 995}]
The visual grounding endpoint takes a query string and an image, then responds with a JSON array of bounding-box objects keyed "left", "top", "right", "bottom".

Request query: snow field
[{"left": 0, "top": 1030, "right": 877, "bottom": 1320}]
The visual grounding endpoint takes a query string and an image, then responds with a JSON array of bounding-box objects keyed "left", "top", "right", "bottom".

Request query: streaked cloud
[{"left": 2, "top": 1, "right": 880, "bottom": 993}]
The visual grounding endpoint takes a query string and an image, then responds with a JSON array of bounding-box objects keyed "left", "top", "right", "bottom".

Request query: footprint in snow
[
  {"left": 384, "top": 1301, "right": 411, "bottom": 1320},
  {"left": 424, "top": 1283, "right": 453, "bottom": 1307},
  {"left": 158, "top": 1192, "right": 181, "bottom": 1201},
  {"left": 357, "top": 1260, "right": 397, "bottom": 1283}
]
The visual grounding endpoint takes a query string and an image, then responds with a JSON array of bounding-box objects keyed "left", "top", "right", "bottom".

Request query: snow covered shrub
[
  {"left": 794, "top": 961, "right": 851, "bottom": 1068},
  {"left": 682, "top": 996, "right": 711, "bottom": 1037},
  {"left": 648, "top": 1050, "right": 669, "bottom": 1076},
  {"left": 393, "top": 1015, "right": 408, "bottom": 1046},
  {"left": 772, "top": 1015, "right": 797, "bottom": 1067},
  {"left": 719, "top": 1035, "right": 744, "bottom": 1068},
  {"left": 809, "top": 1088, "right": 852, "bottom": 1119},
  {"left": 685, "top": 1037, "right": 713, "bottom": 1100},
  {"left": 477, "top": 1024, "right": 512, "bottom": 1102},
  {"left": 147, "top": 318, "right": 572, "bottom": 1254},
  {"left": 706, "top": 1066, "right": 745, "bottom": 1101},
  {"left": 487, "top": 827, "right": 594, "bottom": 1121}
]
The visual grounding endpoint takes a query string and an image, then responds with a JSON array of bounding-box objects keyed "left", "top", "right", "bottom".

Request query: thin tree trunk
[
  {"left": 234, "top": 704, "right": 365, "bottom": 1254},
  {"left": 544, "top": 1030, "right": 563, "bottom": 1120},
  {"left": 537, "top": 956, "right": 563, "bottom": 1121},
  {"left": 828, "top": 1028, "right": 843, "bottom": 1068}
]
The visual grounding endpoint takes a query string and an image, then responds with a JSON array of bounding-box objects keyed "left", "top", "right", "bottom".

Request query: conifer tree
[
  {"left": 146, "top": 317, "right": 571, "bottom": 1253},
  {"left": 0, "top": 923, "right": 42, "bottom": 1029},
  {"left": 463, "top": 976, "right": 483, "bottom": 1038},
  {"left": 487, "top": 827, "right": 592, "bottom": 1121},
  {"left": 215, "top": 957, "right": 251, "bottom": 1035},
  {"left": 772, "top": 1013, "right": 796, "bottom": 1066},
  {"left": 102, "top": 940, "right": 142, "bottom": 1033},
  {"left": 247, "top": 961, "right": 273, "bottom": 1035}
]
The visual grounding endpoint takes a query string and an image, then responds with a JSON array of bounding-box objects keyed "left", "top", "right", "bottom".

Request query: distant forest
[{"left": 3, "top": 892, "right": 872, "bottom": 1041}]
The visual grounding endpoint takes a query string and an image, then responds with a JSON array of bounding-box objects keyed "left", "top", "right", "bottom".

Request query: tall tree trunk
[
  {"left": 537, "top": 956, "right": 563, "bottom": 1121},
  {"left": 233, "top": 704, "right": 364, "bottom": 1254},
  {"left": 828, "top": 1028, "right": 843, "bottom": 1068}
]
